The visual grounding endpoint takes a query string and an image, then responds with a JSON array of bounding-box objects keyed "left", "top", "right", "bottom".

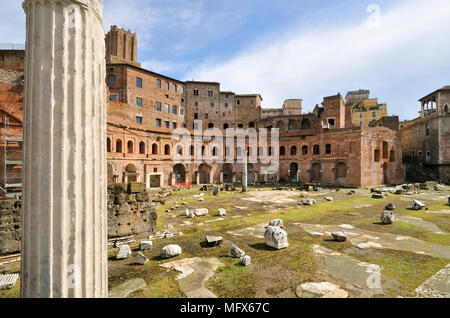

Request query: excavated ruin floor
[{"left": 1, "top": 185, "right": 449, "bottom": 298}]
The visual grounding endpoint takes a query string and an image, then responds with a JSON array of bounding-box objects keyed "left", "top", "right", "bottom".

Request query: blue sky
[{"left": 2, "top": 0, "right": 450, "bottom": 120}]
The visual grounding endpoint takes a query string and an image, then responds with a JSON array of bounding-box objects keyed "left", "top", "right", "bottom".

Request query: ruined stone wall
[
  {"left": 185, "top": 81, "right": 221, "bottom": 130},
  {"left": 0, "top": 199, "right": 21, "bottom": 255},
  {"left": 107, "top": 185, "right": 157, "bottom": 238},
  {"left": 0, "top": 187, "right": 157, "bottom": 254}
]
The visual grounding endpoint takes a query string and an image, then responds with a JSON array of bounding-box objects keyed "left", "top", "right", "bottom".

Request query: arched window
[
  {"left": 152, "top": 143, "right": 158, "bottom": 155},
  {"left": 444, "top": 104, "right": 449, "bottom": 113},
  {"left": 280, "top": 146, "right": 286, "bottom": 156},
  {"left": 139, "top": 141, "right": 145, "bottom": 154},
  {"left": 116, "top": 139, "right": 122, "bottom": 153},
  {"left": 247, "top": 147, "right": 253, "bottom": 156},
  {"left": 127, "top": 141, "right": 134, "bottom": 153},
  {"left": 236, "top": 147, "right": 242, "bottom": 156},
  {"left": 291, "top": 146, "right": 297, "bottom": 156},
  {"left": 268, "top": 146, "right": 274, "bottom": 156},
  {"left": 302, "top": 145, "right": 308, "bottom": 155},
  {"left": 202, "top": 145, "right": 206, "bottom": 156},
  {"left": 107, "top": 137, "right": 111, "bottom": 152},
  {"left": 164, "top": 144, "right": 171, "bottom": 155},
  {"left": 212, "top": 147, "right": 218, "bottom": 157},
  {"left": 190, "top": 145, "right": 194, "bottom": 156}
]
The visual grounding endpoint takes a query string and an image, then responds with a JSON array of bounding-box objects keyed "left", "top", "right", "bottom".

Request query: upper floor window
[
  {"left": 172, "top": 105, "right": 178, "bottom": 114},
  {"left": 181, "top": 86, "right": 185, "bottom": 94},
  {"left": 194, "top": 89, "right": 199, "bottom": 96},
  {"left": 156, "top": 79, "right": 161, "bottom": 88},
  {"left": 251, "top": 100, "right": 254, "bottom": 105},
  {"left": 109, "top": 94, "right": 118, "bottom": 102},
  {"left": 172, "top": 122, "right": 177, "bottom": 129},
  {"left": 164, "top": 104, "right": 170, "bottom": 113},
  {"left": 172, "top": 84, "right": 177, "bottom": 92},
  {"left": 136, "top": 116, "right": 143, "bottom": 124},
  {"left": 164, "top": 121, "right": 170, "bottom": 129},
  {"left": 325, "top": 144, "right": 332, "bottom": 154},
  {"left": 156, "top": 119, "right": 162, "bottom": 127},
  {"left": 313, "top": 145, "right": 320, "bottom": 155},
  {"left": 237, "top": 100, "right": 241, "bottom": 105},
  {"left": 211, "top": 103, "right": 215, "bottom": 107},
  {"left": 208, "top": 89, "right": 213, "bottom": 97},
  {"left": 165, "top": 82, "right": 169, "bottom": 90},
  {"left": 136, "top": 97, "right": 142, "bottom": 107},
  {"left": 108, "top": 74, "right": 116, "bottom": 85},
  {"left": 136, "top": 77, "right": 142, "bottom": 88},
  {"left": 180, "top": 108, "right": 185, "bottom": 116},
  {"left": 156, "top": 102, "right": 162, "bottom": 111},
  {"left": 372, "top": 112, "right": 376, "bottom": 118},
  {"left": 225, "top": 103, "right": 228, "bottom": 107}
]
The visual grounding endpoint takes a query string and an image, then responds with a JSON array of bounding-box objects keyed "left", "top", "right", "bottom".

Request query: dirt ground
[{"left": 1, "top": 185, "right": 449, "bottom": 298}]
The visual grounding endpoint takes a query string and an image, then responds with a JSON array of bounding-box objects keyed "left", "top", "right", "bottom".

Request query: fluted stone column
[{"left": 21, "top": 0, "right": 107, "bottom": 298}]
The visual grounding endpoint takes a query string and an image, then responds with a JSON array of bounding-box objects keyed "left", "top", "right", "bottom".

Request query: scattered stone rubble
[
  {"left": 116, "top": 244, "right": 132, "bottom": 260},
  {"left": 205, "top": 236, "right": 223, "bottom": 247},
  {"left": 161, "top": 244, "right": 182, "bottom": 259},
  {"left": 302, "top": 199, "right": 317, "bottom": 206},
  {"left": 139, "top": 241, "right": 153, "bottom": 251},
  {"left": 411, "top": 199, "right": 428, "bottom": 210},
  {"left": 332, "top": 232, "right": 348, "bottom": 242},
  {"left": 135, "top": 252, "right": 149, "bottom": 265},
  {"left": 385, "top": 203, "right": 396, "bottom": 211},
  {"left": 264, "top": 224, "right": 289, "bottom": 250},
  {"left": 381, "top": 211, "right": 395, "bottom": 224},
  {"left": 229, "top": 245, "right": 245, "bottom": 258},
  {"left": 240, "top": 255, "right": 251, "bottom": 267}
]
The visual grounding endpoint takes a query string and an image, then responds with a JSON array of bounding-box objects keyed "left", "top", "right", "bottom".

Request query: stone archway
[
  {"left": 173, "top": 164, "right": 186, "bottom": 184},
  {"left": 125, "top": 163, "right": 138, "bottom": 183},
  {"left": 222, "top": 163, "right": 234, "bottom": 183},
  {"left": 289, "top": 162, "right": 298, "bottom": 183},
  {"left": 335, "top": 162, "right": 347, "bottom": 185},
  {"left": 311, "top": 162, "right": 321, "bottom": 183},
  {"left": 198, "top": 163, "right": 211, "bottom": 184}
]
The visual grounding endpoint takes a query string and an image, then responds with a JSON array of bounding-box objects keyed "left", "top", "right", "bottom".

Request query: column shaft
[{"left": 21, "top": 0, "right": 107, "bottom": 298}]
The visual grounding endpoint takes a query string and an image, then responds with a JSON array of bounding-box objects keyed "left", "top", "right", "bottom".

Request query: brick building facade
[
  {"left": 401, "top": 86, "right": 450, "bottom": 183},
  {"left": 0, "top": 26, "right": 407, "bottom": 195}
]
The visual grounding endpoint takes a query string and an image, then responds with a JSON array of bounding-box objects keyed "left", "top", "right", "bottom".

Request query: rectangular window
[
  {"left": 172, "top": 84, "right": 177, "bottom": 92},
  {"left": 194, "top": 113, "right": 198, "bottom": 119},
  {"left": 172, "top": 105, "right": 178, "bottom": 114},
  {"left": 136, "top": 116, "right": 143, "bottom": 124},
  {"left": 109, "top": 94, "right": 118, "bottom": 102},
  {"left": 372, "top": 112, "right": 376, "bottom": 118},
  {"left": 108, "top": 74, "right": 116, "bottom": 85},
  {"left": 156, "top": 79, "right": 161, "bottom": 88},
  {"left": 225, "top": 103, "right": 228, "bottom": 107},
  {"left": 195, "top": 102, "right": 198, "bottom": 107},
  {"left": 164, "top": 121, "right": 170, "bottom": 129},
  {"left": 165, "top": 82, "right": 169, "bottom": 90},
  {"left": 172, "top": 122, "right": 177, "bottom": 129},
  {"left": 136, "top": 77, "right": 142, "bottom": 88},
  {"left": 181, "top": 86, "right": 184, "bottom": 94},
  {"left": 205, "top": 113, "right": 209, "bottom": 119},
  {"left": 208, "top": 89, "right": 213, "bottom": 97},
  {"left": 156, "top": 119, "right": 162, "bottom": 127},
  {"left": 156, "top": 102, "right": 162, "bottom": 111},
  {"left": 164, "top": 104, "right": 170, "bottom": 113},
  {"left": 180, "top": 108, "right": 185, "bottom": 116},
  {"left": 194, "top": 89, "right": 199, "bottom": 96},
  {"left": 211, "top": 103, "right": 214, "bottom": 107},
  {"left": 136, "top": 97, "right": 142, "bottom": 107}
]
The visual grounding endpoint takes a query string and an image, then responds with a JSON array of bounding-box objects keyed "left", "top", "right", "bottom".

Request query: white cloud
[{"left": 188, "top": 0, "right": 450, "bottom": 119}]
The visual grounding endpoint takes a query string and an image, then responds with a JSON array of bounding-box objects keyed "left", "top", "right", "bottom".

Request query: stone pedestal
[{"left": 21, "top": 0, "right": 107, "bottom": 298}]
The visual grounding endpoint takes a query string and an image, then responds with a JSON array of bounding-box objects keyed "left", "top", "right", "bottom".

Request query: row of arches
[{"left": 107, "top": 138, "right": 171, "bottom": 155}]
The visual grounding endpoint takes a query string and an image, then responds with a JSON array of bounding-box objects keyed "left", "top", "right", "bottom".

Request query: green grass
[{"left": 0, "top": 278, "right": 20, "bottom": 298}]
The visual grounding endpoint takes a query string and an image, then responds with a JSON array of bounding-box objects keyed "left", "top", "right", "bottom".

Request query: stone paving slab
[
  {"left": 0, "top": 274, "right": 19, "bottom": 290},
  {"left": 298, "top": 223, "right": 450, "bottom": 259},
  {"left": 109, "top": 278, "right": 147, "bottom": 298},
  {"left": 415, "top": 264, "right": 450, "bottom": 298},
  {"left": 160, "top": 257, "right": 223, "bottom": 298},
  {"left": 396, "top": 215, "right": 447, "bottom": 235},
  {"left": 312, "top": 245, "right": 387, "bottom": 297}
]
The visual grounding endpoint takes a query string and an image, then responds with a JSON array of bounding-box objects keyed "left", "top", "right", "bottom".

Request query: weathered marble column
[
  {"left": 21, "top": 0, "right": 107, "bottom": 298},
  {"left": 242, "top": 151, "right": 248, "bottom": 192}
]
